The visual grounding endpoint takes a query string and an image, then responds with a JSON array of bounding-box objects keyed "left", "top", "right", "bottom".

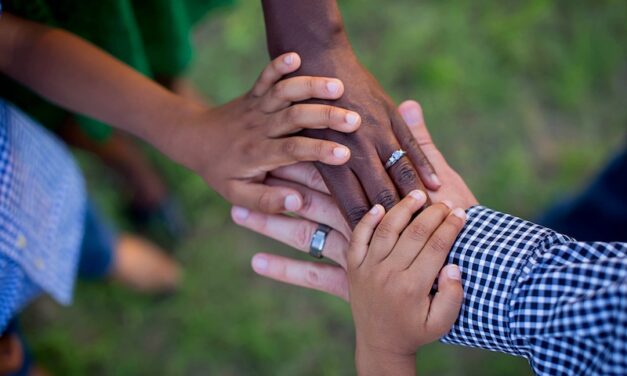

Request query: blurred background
[{"left": 21, "top": 0, "right": 626, "bottom": 375}]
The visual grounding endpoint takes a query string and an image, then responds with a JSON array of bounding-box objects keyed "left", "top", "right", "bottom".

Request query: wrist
[{"left": 355, "top": 341, "right": 416, "bottom": 376}]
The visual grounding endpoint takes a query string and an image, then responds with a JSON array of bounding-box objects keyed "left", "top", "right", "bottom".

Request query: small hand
[
  {"left": 232, "top": 100, "right": 476, "bottom": 299},
  {"left": 349, "top": 195, "right": 465, "bottom": 375},
  {"left": 166, "top": 53, "right": 361, "bottom": 213}
]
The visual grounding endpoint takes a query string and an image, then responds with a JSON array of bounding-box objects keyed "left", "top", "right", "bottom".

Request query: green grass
[{"left": 22, "top": 1, "right": 626, "bottom": 375}]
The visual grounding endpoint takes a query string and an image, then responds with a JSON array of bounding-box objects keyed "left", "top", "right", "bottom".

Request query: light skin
[
  {"left": 0, "top": 13, "right": 362, "bottom": 214},
  {"left": 349, "top": 195, "right": 465, "bottom": 375},
  {"left": 231, "top": 100, "right": 478, "bottom": 300},
  {"left": 262, "top": 0, "right": 441, "bottom": 227}
]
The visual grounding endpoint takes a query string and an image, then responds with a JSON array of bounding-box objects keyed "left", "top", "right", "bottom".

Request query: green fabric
[{"left": 1, "top": 0, "right": 233, "bottom": 141}]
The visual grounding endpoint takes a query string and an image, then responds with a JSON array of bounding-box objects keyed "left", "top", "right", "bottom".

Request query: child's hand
[
  {"left": 348, "top": 192, "right": 466, "bottom": 375},
  {"left": 166, "top": 52, "right": 360, "bottom": 213}
]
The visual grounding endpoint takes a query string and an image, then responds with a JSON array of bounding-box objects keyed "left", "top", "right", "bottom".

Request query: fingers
[
  {"left": 408, "top": 208, "right": 467, "bottom": 286},
  {"left": 260, "top": 76, "right": 345, "bottom": 113},
  {"left": 251, "top": 52, "right": 302, "bottom": 97},
  {"left": 262, "top": 137, "right": 351, "bottom": 168},
  {"left": 231, "top": 205, "right": 349, "bottom": 268},
  {"left": 315, "top": 164, "right": 370, "bottom": 228},
  {"left": 386, "top": 202, "right": 453, "bottom": 269},
  {"left": 251, "top": 253, "right": 349, "bottom": 301},
  {"left": 425, "top": 265, "right": 463, "bottom": 340},
  {"left": 348, "top": 205, "right": 385, "bottom": 268},
  {"left": 269, "top": 163, "right": 330, "bottom": 194},
  {"left": 265, "top": 177, "right": 351, "bottom": 239},
  {"left": 377, "top": 139, "right": 424, "bottom": 198},
  {"left": 225, "top": 181, "right": 303, "bottom": 214},
  {"left": 392, "top": 105, "right": 441, "bottom": 191},
  {"left": 352, "top": 154, "right": 400, "bottom": 212},
  {"left": 268, "top": 104, "right": 361, "bottom": 137},
  {"left": 367, "top": 191, "right": 427, "bottom": 264}
]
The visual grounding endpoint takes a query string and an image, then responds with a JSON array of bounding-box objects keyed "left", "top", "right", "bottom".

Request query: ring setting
[
  {"left": 385, "top": 149, "right": 406, "bottom": 169},
  {"left": 309, "top": 224, "right": 331, "bottom": 259}
]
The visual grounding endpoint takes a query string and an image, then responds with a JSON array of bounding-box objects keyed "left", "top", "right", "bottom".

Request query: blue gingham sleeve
[{"left": 442, "top": 206, "right": 626, "bottom": 375}]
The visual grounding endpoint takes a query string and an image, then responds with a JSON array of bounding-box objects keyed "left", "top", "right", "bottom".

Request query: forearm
[
  {"left": 261, "top": 0, "right": 357, "bottom": 75},
  {"left": 0, "top": 14, "right": 201, "bottom": 152},
  {"left": 443, "top": 206, "right": 627, "bottom": 374}
]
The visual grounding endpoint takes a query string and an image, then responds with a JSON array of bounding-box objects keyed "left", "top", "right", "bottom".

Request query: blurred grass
[{"left": 22, "top": 0, "right": 626, "bottom": 375}]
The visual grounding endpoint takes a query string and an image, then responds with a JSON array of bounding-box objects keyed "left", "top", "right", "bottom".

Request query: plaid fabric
[
  {"left": 442, "top": 206, "right": 626, "bottom": 375},
  {"left": 0, "top": 100, "right": 85, "bottom": 332}
]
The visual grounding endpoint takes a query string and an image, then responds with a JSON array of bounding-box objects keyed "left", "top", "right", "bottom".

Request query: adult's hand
[
  {"left": 262, "top": 0, "right": 441, "bottom": 228},
  {"left": 231, "top": 100, "right": 477, "bottom": 300}
]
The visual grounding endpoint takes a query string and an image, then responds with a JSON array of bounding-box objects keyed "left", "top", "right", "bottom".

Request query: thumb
[
  {"left": 398, "top": 100, "right": 433, "bottom": 147},
  {"left": 427, "top": 264, "right": 464, "bottom": 339}
]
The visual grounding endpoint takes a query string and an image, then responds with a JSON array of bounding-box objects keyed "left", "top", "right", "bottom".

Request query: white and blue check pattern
[
  {"left": 0, "top": 100, "right": 85, "bottom": 332},
  {"left": 443, "top": 206, "right": 626, "bottom": 375}
]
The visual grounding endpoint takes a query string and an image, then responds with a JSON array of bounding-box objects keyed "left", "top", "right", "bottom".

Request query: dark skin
[{"left": 262, "top": 0, "right": 440, "bottom": 228}]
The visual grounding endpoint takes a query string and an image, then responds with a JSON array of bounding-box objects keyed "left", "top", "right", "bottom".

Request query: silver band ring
[
  {"left": 309, "top": 224, "right": 331, "bottom": 259},
  {"left": 385, "top": 149, "right": 406, "bottom": 170}
]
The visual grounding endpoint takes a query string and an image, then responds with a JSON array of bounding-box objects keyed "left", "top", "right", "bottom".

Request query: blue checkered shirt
[
  {"left": 0, "top": 100, "right": 85, "bottom": 333},
  {"left": 443, "top": 206, "right": 626, "bottom": 375}
]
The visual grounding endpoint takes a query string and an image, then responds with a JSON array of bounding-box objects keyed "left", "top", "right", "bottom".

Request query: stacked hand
[
  {"left": 163, "top": 53, "right": 362, "bottom": 213},
  {"left": 295, "top": 51, "right": 443, "bottom": 227},
  {"left": 349, "top": 194, "right": 465, "bottom": 375},
  {"left": 231, "top": 100, "right": 477, "bottom": 299}
]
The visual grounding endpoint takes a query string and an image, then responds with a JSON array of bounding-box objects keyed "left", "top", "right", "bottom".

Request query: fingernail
[
  {"left": 452, "top": 208, "right": 466, "bottom": 220},
  {"left": 345, "top": 112, "right": 359, "bottom": 126},
  {"left": 284, "top": 194, "right": 301, "bottom": 211},
  {"left": 252, "top": 255, "right": 269, "bottom": 272},
  {"left": 333, "top": 146, "right": 349, "bottom": 159},
  {"left": 232, "top": 206, "right": 250, "bottom": 222},
  {"left": 409, "top": 190, "right": 425, "bottom": 202},
  {"left": 326, "top": 81, "right": 340, "bottom": 94},
  {"left": 441, "top": 200, "right": 453, "bottom": 209},
  {"left": 446, "top": 265, "right": 461, "bottom": 280},
  {"left": 369, "top": 205, "right": 381, "bottom": 215},
  {"left": 430, "top": 173, "right": 441, "bottom": 187},
  {"left": 403, "top": 107, "right": 421, "bottom": 127},
  {"left": 283, "top": 54, "right": 294, "bottom": 65}
]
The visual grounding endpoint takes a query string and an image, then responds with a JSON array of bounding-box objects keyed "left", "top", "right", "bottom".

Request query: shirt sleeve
[{"left": 441, "top": 206, "right": 627, "bottom": 376}]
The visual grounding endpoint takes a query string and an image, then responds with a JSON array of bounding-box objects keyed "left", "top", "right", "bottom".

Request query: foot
[{"left": 111, "top": 234, "right": 181, "bottom": 294}]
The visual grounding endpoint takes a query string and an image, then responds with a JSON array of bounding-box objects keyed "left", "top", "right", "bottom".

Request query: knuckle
[
  {"left": 299, "top": 190, "right": 314, "bottom": 214},
  {"left": 256, "top": 190, "right": 275, "bottom": 212},
  {"left": 295, "top": 222, "right": 315, "bottom": 249},
  {"left": 280, "top": 139, "right": 298, "bottom": 157},
  {"left": 346, "top": 206, "right": 370, "bottom": 228},
  {"left": 313, "top": 141, "right": 325, "bottom": 158},
  {"left": 307, "top": 167, "right": 325, "bottom": 190},
  {"left": 406, "top": 221, "right": 430, "bottom": 242},
  {"left": 304, "top": 267, "right": 321, "bottom": 288},
  {"left": 393, "top": 162, "right": 418, "bottom": 186},
  {"left": 271, "top": 81, "right": 286, "bottom": 99},
  {"left": 429, "top": 235, "right": 450, "bottom": 254},
  {"left": 374, "top": 190, "right": 397, "bottom": 210},
  {"left": 374, "top": 221, "right": 395, "bottom": 240},
  {"left": 306, "top": 77, "right": 316, "bottom": 92},
  {"left": 286, "top": 105, "right": 302, "bottom": 123},
  {"left": 322, "top": 105, "right": 334, "bottom": 122}
]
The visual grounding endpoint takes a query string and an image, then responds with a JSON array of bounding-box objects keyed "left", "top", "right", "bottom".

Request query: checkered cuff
[{"left": 441, "top": 206, "right": 571, "bottom": 355}]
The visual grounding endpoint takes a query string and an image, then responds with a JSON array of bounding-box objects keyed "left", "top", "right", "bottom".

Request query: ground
[{"left": 22, "top": 0, "right": 626, "bottom": 375}]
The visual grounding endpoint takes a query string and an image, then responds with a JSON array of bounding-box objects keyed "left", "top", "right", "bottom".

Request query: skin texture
[
  {"left": 262, "top": 0, "right": 441, "bottom": 227},
  {"left": 231, "top": 100, "right": 478, "bottom": 300},
  {"left": 0, "top": 333, "right": 22, "bottom": 375},
  {"left": 0, "top": 14, "right": 361, "bottom": 213},
  {"left": 349, "top": 196, "right": 465, "bottom": 375}
]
